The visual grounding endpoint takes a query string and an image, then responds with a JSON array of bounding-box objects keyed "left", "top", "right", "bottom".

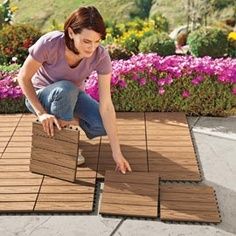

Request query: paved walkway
[{"left": 0, "top": 115, "right": 235, "bottom": 236}]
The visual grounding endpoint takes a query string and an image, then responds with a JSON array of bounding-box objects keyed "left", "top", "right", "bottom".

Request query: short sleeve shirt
[{"left": 28, "top": 31, "right": 112, "bottom": 90}]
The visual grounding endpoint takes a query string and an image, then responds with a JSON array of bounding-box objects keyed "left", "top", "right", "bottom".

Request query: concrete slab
[
  {"left": 0, "top": 116, "right": 235, "bottom": 236},
  {"left": 193, "top": 116, "right": 236, "bottom": 140}
]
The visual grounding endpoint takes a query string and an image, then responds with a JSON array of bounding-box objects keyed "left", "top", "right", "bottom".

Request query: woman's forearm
[{"left": 99, "top": 104, "right": 121, "bottom": 156}]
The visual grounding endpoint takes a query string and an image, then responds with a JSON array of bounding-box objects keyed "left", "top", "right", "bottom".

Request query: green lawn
[{"left": 10, "top": 0, "right": 236, "bottom": 33}]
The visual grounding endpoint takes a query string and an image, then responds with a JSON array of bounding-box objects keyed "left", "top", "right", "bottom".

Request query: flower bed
[
  {"left": 86, "top": 53, "right": 236, "bottom": 116},
  {"left": 1, "top": 54, "right": 235, "bottom": 116},
  {"left": 0, "top": 67, "right": 27, "bottom": 113}
]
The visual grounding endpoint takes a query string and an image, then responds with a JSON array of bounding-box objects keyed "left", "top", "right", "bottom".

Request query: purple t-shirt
[{"left": 28, "top": 31, "right": 112, "bottom": 90}]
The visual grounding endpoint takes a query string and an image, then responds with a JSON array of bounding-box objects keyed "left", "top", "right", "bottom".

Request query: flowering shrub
[
  {"left": 1, "top": 54, "right": 235, "bottom": 116},
  {"left": 0, "top": 0, "right": 17, "bottom": 29},
  {"left": 115, "top": 23, "right": 158, "bottom": 54},
  {"left": 0, "top": 67, "right": 26, "bottom": 113},
  {"left": 104, "top": 20, "right": 161, "bottom": 55},
  {"left": 228, "top": 32, "right": 236, "bottom": 58},
  {"left": 85, "top": 53, "right": 236, "bottom": 116},
  {"left": 0, "top": 23, "right": 42, "bottom": 64}
]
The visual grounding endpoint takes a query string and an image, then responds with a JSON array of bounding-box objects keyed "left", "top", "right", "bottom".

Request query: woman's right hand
[{"left": 37, "top": 113, "right": 61, "bottom": 137}]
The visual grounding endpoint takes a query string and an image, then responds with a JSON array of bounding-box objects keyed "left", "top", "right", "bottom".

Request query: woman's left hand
[{"left": 113, "top": 153, "right": 132, "bottom": 174}]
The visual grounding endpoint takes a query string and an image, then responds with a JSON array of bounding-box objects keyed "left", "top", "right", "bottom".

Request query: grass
[
  {"left": 11, "top": 0, "right": 136, "bottom": 32},
  {"left": 11, "top": 0, "right": 235, "bottom": 33}
]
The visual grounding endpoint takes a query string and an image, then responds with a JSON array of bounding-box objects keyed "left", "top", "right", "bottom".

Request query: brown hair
[{"left": 64, "top": 6, "right": 106, "bottom": 54}]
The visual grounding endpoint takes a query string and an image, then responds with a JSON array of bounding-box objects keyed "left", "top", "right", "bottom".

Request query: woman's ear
[{"left": 68, "top": 27, "right": 74, "bottom": 39}]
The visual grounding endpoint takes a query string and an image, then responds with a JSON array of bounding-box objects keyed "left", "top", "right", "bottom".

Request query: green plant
[
  {"left": 150, "top": 13, "right": 169, "bottom": 32},
  {"left": 139, "top": 32, "right": 175, "bottom": 56},
  {"left": 112, "top": 73, "right": 235, "bottom": 116},
  {"left": 115, "top": 20, "right": 158, "bottom": 54},
  {"left": 187, "top": 27, "right": 228, "bottom": 58},
  {"left": 0, "top": 23, "right": 42, "bottom": 64},
  {"left": 0, "top": 0, "right": 15, "bottom": 29},
  {"left": 228, "top": 31, "right": 236, "bottom": 58},
  {"left": 0, "top": 98, "right": 28, "bottom": 114},
  {"left": 210, "top": 0, "right": 233, "bottom": 10},
  {"left": 0, "top": 63, "right": 20, "bottom": 80}
]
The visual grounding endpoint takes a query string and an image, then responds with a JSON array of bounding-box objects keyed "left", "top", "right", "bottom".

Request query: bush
[
  {"left": 0, "top": 63, "right": 20, "bottom": 80},
  {"left": 150, "top": 13, "right": 169, "bottom": 32},
  {"left": 111, "top": 74, "right": 235, "bottom": 116},
  {"left": 187, "top": 27, "right": 228, "bottom": 58},
  {"left": 105, "top": 44, "right": 132, "bottom": 60},
  {"left": 0, "top": 64, "right": 21, "bottom": 73},
  {"left": 0, "top": 0, "right": 15, "bottom": 29},
  {"left": 0, "top": 98, "right": 27, "bottom": 114},
  {"left": 86, "top": 54, "right": 236, "bottom": 116},
  {"left": 228, "top": 32, "right": 236, "bottom": 58},
  {"left": 139, "top": 32, "right": 175, "bottom": 56},
  {"left": 116, "top": 22, "right": 158, "bottom": 54},
  {"left": 0, "top": 23, "right": 42, "bottom": 65}
]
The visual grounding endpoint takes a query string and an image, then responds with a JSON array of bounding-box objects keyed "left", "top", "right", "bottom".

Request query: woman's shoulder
[
  {"left": 92, "top": 45, "right": 110, "bottom": 64},
  {"left": 96, "top": 45, "right": 109, "bottom": 57},
  {"left": 39, "top": 31, "right": 64, "bottom": 45}
]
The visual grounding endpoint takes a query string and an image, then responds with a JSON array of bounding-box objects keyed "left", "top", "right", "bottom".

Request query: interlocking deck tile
[
  {"left": 0, "top": 163, "right": 43, "bottom": 212},
  {"left": 30, "top": 122, "right": 80, "bottom": 182},
  {"left": 100, "top": 170, "right": 159, "bottom": 218},
  {"left": 97, "top": 112, "right": 148, "bottom": 178},
  {"left": 34, "top": 168, "right": 97, "bottom": 212},
  {"left": 146, "top": 112, "right": 201, "bottom": 181},
  {"left": 160, "top": 184, "right": 221, "bottom": 223}
]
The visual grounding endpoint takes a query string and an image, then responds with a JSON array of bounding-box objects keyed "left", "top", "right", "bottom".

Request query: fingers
[
  {"left": 125, "top": 161, "right": 132, "bottom": 172},
  {"left": 115, "top": 160, "right": 132, "bottom": 174},
  {"left": 38, "top": 114, "right": 63, "bottom": 137},
  {"left": 42, "top": 118, "right": 54, "bottom": 137},
  {"left": 54, "top": 118, "right": 61, "bottom": 131},
  {"left": 49, "top": 119, "right": 54, "bottom": 137}
]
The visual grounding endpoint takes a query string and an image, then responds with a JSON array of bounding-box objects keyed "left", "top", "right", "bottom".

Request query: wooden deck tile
[
  {"left": 146, "top": 112, "right": 201, "bottom": 181},
  {"left": 30, "top": 122, "right": 80, "bottom": 182},
  {"left": 100, "top": 171, "right": 159, "bottom": 218},
  {"left": 0, "top": 159, "right": 43, "bottom": 212},
  {"left": 98, "top": 113, "right": 148, "bottom": 178},
  {"left": 160, "top": 184, "right": 221, "bottom": 223},
  {"left": 34, "top": 171, "right": 96, "bottom": 212}
]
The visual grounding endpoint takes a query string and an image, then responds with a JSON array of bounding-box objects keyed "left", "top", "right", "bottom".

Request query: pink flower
[
  {"left": 157, "top": 78, "right": 165, "bottom": 86},
  {"left": 182, "top": 90, "right": 190, "bottom": 98},
  {"left": 191, "top": 75, "right": 204, "bottom": 85},
  {"left": 139, "top": 78, "right": 146, "bottom": 86},
  {"left": 158, "top": 87, "right": 165, "bottom": 95}
]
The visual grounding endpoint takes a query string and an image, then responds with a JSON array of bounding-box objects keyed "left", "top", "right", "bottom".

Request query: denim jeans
[{"left": 25, "top": 80, "right": 107, "bottom": 139}]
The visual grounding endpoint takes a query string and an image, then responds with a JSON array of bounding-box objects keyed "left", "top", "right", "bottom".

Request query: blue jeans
[{"left": 25, "top": 80, "right": 107, "bottom": 139}]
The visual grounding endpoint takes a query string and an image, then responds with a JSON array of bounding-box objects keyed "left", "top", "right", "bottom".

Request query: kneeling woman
[{"left": 17, "top": 6, "right": 132, "bottom": 174}]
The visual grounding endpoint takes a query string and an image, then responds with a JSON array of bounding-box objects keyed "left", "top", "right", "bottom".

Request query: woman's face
[{"left": 69, "top": 28, "right": 101, "bottom": 57}]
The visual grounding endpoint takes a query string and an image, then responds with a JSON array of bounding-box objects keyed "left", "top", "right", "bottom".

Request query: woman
[{"left": 17, "top": 6, "right": 132, "bottom": 174}]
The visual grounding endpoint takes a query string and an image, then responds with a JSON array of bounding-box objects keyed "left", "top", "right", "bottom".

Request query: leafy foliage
[
  {"left": 0, "top": 23, "right": 42, "bottom": 64},
  {"left": 187, "top": 27, "right": 228, "bottom": 58}
]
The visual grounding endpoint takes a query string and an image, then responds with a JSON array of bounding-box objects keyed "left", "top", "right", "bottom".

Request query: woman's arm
[
  {"left": 17, "top": 55, "right": 61, "bottom": 136},
  {"left": 98, "top": 73, "right": 132, "bottom": 174},
  {"left": 17, "top": 55, "right": 46, "bottom": 115}
]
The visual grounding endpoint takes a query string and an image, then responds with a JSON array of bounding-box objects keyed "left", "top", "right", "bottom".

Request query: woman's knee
[
  {"left": 79, "top": 118, "right": 107, "bottom": 139},
  {"left": 50, "top": 80, "right": 79, "bottom": 102}
]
